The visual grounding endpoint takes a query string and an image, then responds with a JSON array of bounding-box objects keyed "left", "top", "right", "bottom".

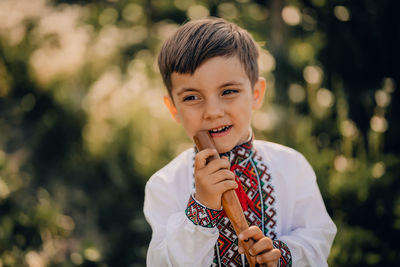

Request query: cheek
[
  {"left": 235, "top": 104, "right": 253, "bottom": 122},
  {"left": 178, "top": 108, "right": 193, "bottom": 121},
  {"left": 178, "top": 111, "right": 200, "bottom": 132}
]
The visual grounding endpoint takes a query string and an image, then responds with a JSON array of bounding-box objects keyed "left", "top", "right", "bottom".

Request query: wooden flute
[{"left": 193, "top": 130, "right": 256, "bottom": 267}]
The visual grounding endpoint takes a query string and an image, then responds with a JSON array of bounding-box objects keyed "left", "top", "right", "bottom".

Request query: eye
[
  {"left": 222, "top": 89, "right": 238, "bottom": 95},
  {"left": 183, "top": 95, "right": 199, "bottom": 101}
]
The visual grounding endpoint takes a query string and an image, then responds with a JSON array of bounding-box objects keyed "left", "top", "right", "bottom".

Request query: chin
[{"left": 215, "top": 143, "right": 235, "bottom": 154}]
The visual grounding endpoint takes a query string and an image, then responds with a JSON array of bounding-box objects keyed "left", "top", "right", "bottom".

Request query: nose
[{"left": 203, "top": 98, "right": 224, "bottom": 120}]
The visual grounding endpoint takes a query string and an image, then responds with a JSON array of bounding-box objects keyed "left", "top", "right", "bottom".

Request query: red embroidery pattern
[
  {"left": 185, "top": 194, "right": 222, "bottom": 228},
  {"left": 273, "top": 240, "right": 292, "bottom": 266},
  {"left": 210, "top": 140, "right": 287, "bottom": 266}
]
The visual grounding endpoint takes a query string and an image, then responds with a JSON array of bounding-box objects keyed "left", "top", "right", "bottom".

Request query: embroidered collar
[
  {"left": 220, "top": 136, "right": 254, "bottom": 160},
  {"left": 220, "top": 136, "right": 257, "bottom": 214}
]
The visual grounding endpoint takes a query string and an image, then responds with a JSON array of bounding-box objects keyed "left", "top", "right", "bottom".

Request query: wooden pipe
[{"left": 194, "top": 130, "right": 256, "bottom": 267}]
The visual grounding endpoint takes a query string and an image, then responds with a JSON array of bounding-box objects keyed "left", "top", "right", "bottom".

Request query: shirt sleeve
[
  {"left": 272, "top": 239, "right": 292, "bottom": 267},
  {"left": 143, "top": 172, "right": 221, "bottom": 267},
  {"left": 185, "top": 194, "right": 223, "bottom": 228},
  {"left": 278, "top": 153, "right": 337, "bottom": 267}
]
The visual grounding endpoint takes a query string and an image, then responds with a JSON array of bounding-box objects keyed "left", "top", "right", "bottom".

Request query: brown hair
[{"left": 158, "top": 18, "right": 259, "bottom": 95}]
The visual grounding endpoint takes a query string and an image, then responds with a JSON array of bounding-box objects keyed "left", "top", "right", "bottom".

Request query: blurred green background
[{"left": 0, "top": 0, "right": 399, "bottom": 266}]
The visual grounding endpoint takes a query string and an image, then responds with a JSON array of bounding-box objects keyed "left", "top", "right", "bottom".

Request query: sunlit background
[{"left": 0, "top": 0, "right": 399, "bottom": 266}]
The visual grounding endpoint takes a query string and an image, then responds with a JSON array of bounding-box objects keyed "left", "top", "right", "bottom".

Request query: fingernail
[
  {"left": 238, "top": 247, "right": 244, "bottom": 254},
  {"left": 238, "top": 234, "right": 243, "bottom": 239}
]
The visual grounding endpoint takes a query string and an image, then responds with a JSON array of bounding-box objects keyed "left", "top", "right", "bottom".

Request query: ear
[
  {"left": 252, "top": 77, "right": 266, "bottom": 110},
  {"left": 164, "top": 95, "right": 180, "bottom": 123}
]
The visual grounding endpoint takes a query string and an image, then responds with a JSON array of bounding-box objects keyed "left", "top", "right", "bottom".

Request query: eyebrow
[
  {"left": 176, "top": 88, "right": 199, "bottom": 96},
  {"left": 220, "top": 81, "right": 243, "bottom": 88},
  {"left": 176, "top": 81, "right": 243, "bottom": 96}
]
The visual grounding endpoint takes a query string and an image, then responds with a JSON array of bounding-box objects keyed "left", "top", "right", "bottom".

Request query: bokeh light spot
[
  {"left": 259, "top": 50, "right": 276, "bottom": 73},
  {"left": 8, "top": 25, "right": 26, "bottom": 46},
  {"left": 316, "top": 88, "right": 335, "bottom": 108},
  {"left": 282, "top": 6, "right": 301, "bottom": 26},
  {"left": 174, "top": 0, "right": 195, "bottom": 11},
  {"left": 122, "top": 4, "right": 143, "bottom": 23},
  {"left": 334, "top": 155, "right": 348, "bottom": 172},
  {"left": 25, "top": 251, "right": 44, "bottom": 267},
  {"left": 128, "top": 26, "right": 148, "bottom": 44},
  {"left": 383, "top": 77, "right": 395, "bottom": 93},
  {"left": 371, "top": 162, "right": 385, "bottom": 179},
  {"left": 370, "top": 115, "right": 388, "bottom": 133},
  {"left": 99, "top": 8, "right": 118, "bottom": 26},
  {"left": 0, "top": 178, "right": 10, "bottom": 199},
  {"left": 288, "top": 83, "right": 306, "bottom": 103},
  {"left": 218, "top": 3, "right": 238, "bottom": 20},
  {"left": 375, "top": 90, "right": 391, "bottom": 107},
  {"left": 187, "top": 5, "right": 209, "bottom": 20},
  {"left": 84, "top": 247, "right": 101, "bottom": 262},
  {"left": 248, "top": 4, "right": 268, "bottom": 21},
  {"left": 70, "top": 253, "right": 83, "bottom": 265},
  {"left": 303, "top": 65, "right": 323, "bottom": 84},
  {"left": 340, "top": 120, "right": 358, "bottom": 138},
  {"left": 334, "top": 6, "right": 350, "bottom": 22},
  {"left": 290, "top": 42, "right": 315, "bottom": 65},
  {"left": 252, "top": 110, "right": 278, "bottom": 132},
  {"left": 56, "top": 214, "right": 75, "bottom": 232}
]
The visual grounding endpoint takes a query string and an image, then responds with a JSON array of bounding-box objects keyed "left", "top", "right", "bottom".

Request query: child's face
[{"left": 164, "top": 56, "right": 265, "bottom": 153}]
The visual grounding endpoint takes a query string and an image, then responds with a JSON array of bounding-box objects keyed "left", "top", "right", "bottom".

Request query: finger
[
  {"left": 221, "top": 156, "right": 229, "bottom": 162},
  {"left": 195, "top": 148, "right": 218, "bottom": 169},
  {"left": 256, "top": 248, "right": 281, "bottom": 265},
  {"left": 238, "top": 226, "right": 264, "bottom": 242},
  {"left": 195, "top": 166, "right": 234, "bottom": 186},
  {"left": 249, "top": 237, "right": 273, "bottom": 256},
  {"left": 211, "top": 169, "right": 235, "bottom": 183},
  {"left": 213, "top": 180, "right": 238, "bottom": 193},
  {"left": 238, "top": 242, "right": 244, "bottom": 254},
  {"left": 207, "top": 157, "right": 231, "bottom": 171}
]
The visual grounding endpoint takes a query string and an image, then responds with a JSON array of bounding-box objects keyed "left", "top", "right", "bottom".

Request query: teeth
[{"left": 210, "top": 126, "right": 228, "bottom": 133}]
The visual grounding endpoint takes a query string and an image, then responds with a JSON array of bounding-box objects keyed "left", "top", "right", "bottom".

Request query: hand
[
  {"left": 238, "top": 226, "right": 281, "bottom": 267},
  {"left": 194, "top": 148, "right": 237, "bottom": 210}
]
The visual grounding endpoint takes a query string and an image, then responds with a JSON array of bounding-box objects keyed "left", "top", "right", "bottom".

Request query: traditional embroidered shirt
[{"left": 144, "top": 139, "right": 336, "bottom": 267}]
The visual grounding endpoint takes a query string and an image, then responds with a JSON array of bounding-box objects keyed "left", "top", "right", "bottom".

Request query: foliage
[{"left": 0, "top": 0, "right": 399, "bottom": 266}]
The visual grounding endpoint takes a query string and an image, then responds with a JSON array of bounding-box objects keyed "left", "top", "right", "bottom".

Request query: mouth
[{"left": 208, "top": 125, "right": 232, "bottom": 137}]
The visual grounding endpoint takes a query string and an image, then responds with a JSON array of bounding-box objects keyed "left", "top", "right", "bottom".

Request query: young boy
[{"left": 144, "top": 18, "right": 336, "bottom": 266}]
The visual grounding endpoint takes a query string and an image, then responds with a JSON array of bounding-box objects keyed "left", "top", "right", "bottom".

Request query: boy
[{"left": 144, "top": 18, "right": 336, "bottom": 266}]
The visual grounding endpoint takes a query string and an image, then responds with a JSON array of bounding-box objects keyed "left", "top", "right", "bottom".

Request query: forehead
[{"left": 170, "top": 56, "right": 251, "bottom": 94}]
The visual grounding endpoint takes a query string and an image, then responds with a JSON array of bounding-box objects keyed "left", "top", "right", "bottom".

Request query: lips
[{"left": 208, "top": 125, "right": 232, "bottom": 137}]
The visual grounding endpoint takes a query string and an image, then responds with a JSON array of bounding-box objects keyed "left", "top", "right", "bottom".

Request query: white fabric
[{"left": 143, "top": 140, "right": 337, "bottom": 266}]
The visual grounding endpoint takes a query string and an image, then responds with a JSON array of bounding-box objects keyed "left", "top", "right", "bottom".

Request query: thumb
[{"left": 237, "top": 241, "right": 244, "bottom": 254}]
